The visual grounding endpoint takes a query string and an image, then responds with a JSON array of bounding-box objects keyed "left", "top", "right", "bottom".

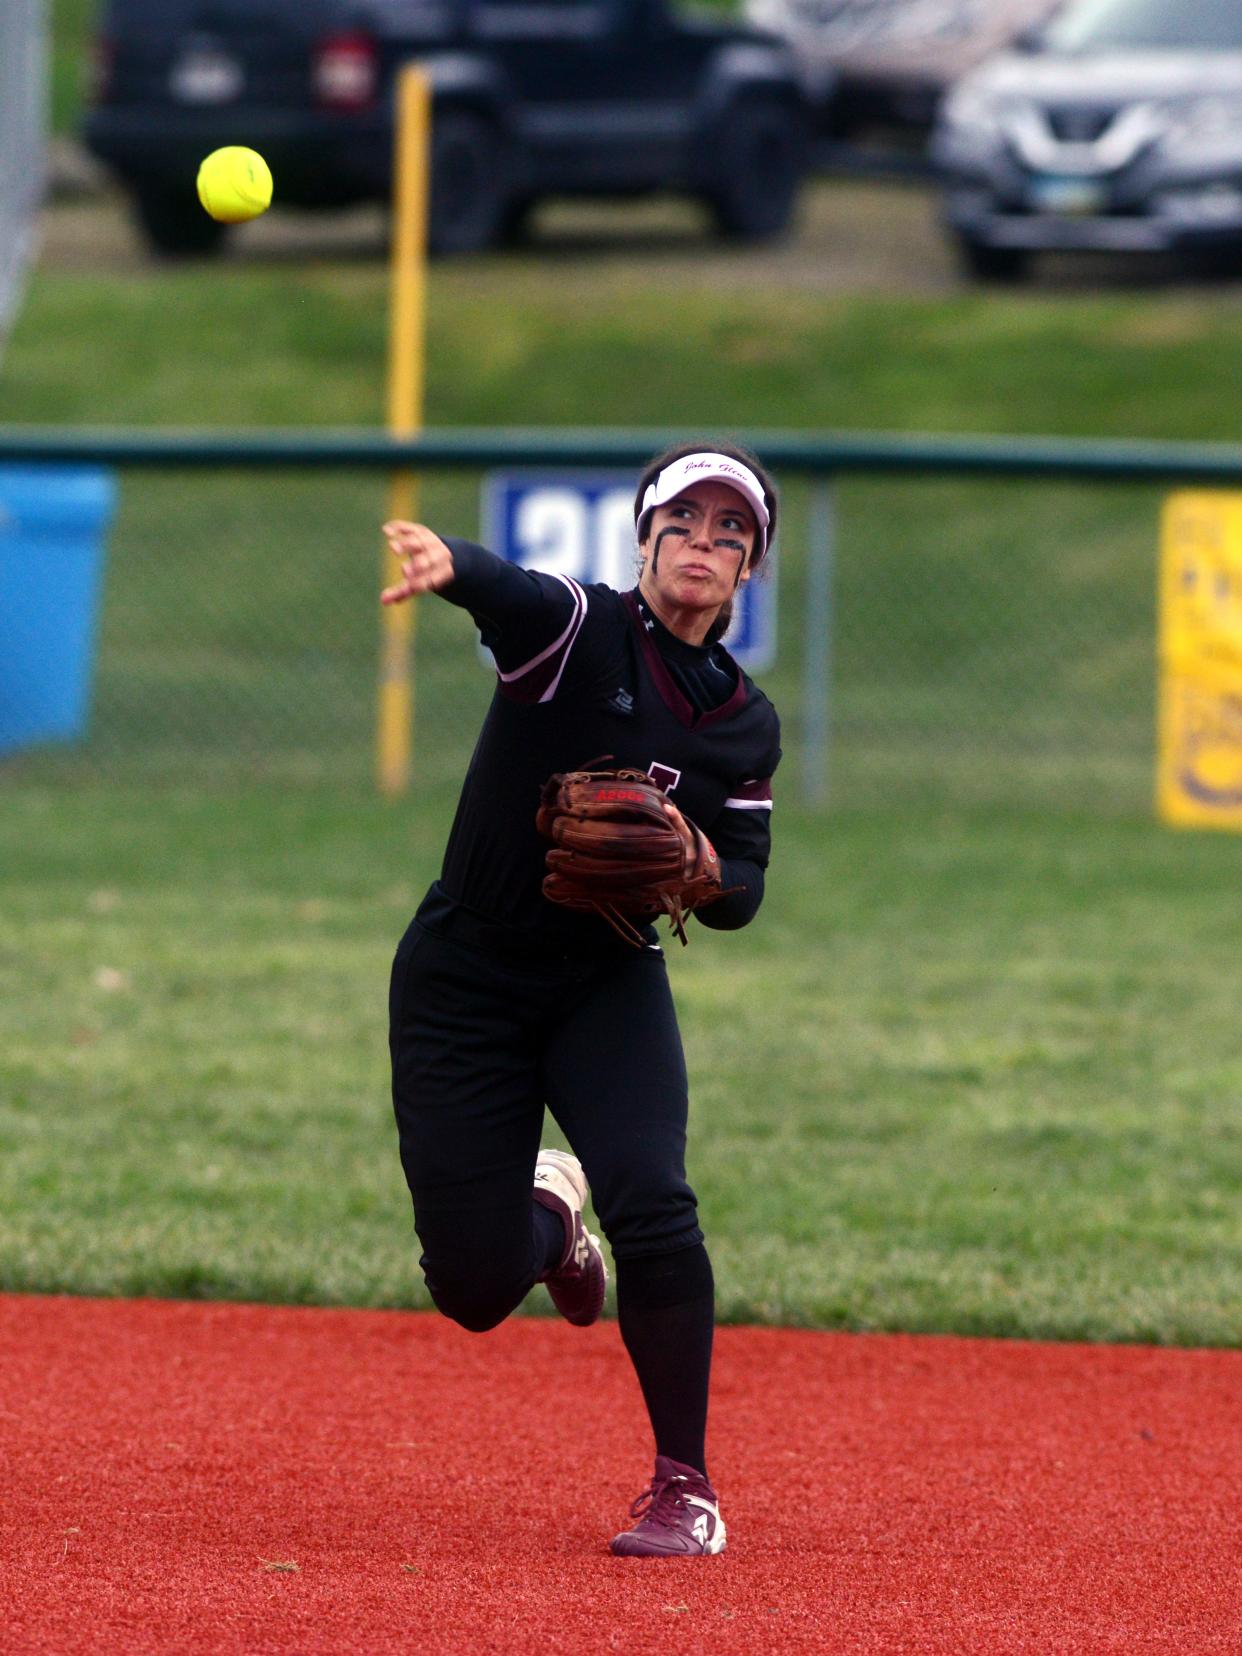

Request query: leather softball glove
[{"left": 536, "top": 766, "right": 726, "bottom": 947}]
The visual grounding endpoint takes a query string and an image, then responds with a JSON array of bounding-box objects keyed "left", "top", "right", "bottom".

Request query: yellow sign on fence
[{"left": 1158, "top": 492, "right": 1242, "bottom": 829}]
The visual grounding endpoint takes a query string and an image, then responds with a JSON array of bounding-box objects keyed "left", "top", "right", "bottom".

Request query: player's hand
[
  {"left": 660, "top": 798, "right": 696, "bottom": 859},
  {"left": 380, "top": 521, "right": 456, "bottom": 604}
]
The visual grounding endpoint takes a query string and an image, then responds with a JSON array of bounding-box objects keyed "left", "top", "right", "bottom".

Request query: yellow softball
[{"left": 196, "top": 147, "right": 273, "bottom": 224}]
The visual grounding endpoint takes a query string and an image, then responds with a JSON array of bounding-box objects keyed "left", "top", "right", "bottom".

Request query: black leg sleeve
[{"left": 616, "top": 1244, "right": 716, "bottom": 1479}]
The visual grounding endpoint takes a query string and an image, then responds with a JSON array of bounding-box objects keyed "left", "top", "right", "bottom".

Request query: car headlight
[
  {"left": 1164, "top": 94, "right": 1242, "bottom": 143},
  {"left": 938, "top": 84, "right": 1008, "bottom": 136}
]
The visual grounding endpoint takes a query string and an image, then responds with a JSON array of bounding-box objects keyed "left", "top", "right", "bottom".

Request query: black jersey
[{"left": 433, "top": 539, "right": 781, "bottom": 945}]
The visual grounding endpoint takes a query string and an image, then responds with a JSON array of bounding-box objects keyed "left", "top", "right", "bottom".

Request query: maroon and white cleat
[
  {"left": 533, "top": 1148, "right": 607, "bottom": 1328},
  {"left": 609, "top": 1456, "right": 727, "bottom": 1557}
]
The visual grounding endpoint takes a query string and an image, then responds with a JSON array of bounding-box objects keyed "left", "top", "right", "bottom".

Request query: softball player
[{"left": 383, "top": 441, "right": 781, "bottom": 1556}]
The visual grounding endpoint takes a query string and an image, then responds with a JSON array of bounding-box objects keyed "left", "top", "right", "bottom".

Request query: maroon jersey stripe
[
  {"left": 622, "top": 591, "right": 748, "bottom": 731},
  {"left": 724, "top": 777, "right": 773, "bottom": 808}
]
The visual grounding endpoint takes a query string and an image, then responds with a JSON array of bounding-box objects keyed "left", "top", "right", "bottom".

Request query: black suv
[{"left": 83, "top": 0, "right": 813, "bottom": 256}]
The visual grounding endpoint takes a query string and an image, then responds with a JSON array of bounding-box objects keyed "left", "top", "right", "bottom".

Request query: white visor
[{"left": 639, "top": 452, "right": 770, "bottom": 561}]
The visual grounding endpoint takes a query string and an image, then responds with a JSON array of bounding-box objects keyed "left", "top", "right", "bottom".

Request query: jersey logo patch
[
  {"left": 607, "top": 688, "right": 635, "bottom": 716},
  {"left": 648, "top": 763, "right": 682, "bottom": 794}
]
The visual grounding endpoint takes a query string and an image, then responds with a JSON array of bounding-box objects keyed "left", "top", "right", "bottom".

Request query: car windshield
[{"left": 1046, "top": 0, "right": 1242, "bottom": 51}]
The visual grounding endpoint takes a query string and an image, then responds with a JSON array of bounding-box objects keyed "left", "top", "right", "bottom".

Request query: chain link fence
[
  {"left": 0, "top": 450, "right": 1177, "bottom": 814},
  {"left": 820, "top": 473, "right": 1160, "bottom": 812}
]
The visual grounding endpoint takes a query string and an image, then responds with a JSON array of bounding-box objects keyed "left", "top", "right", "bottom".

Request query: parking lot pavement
[
  {"left": 44, "top": 142, "right": 1234, "bottom": 294},
  {"left": 40, "top": 146, "right": 961, "bottom": 294}
]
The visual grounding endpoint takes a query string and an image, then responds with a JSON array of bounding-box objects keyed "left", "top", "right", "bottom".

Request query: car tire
[
  {"left": 1187, "top": 243, "right": 1242, "bottom": 280},
  {"left": 956, "top": 236, "right": 1029, "bottom": 283},
  {"left": 131, "top": 182, "right": 232, "bottom": 260},
  {"left": 706, "top": 100, "right": 806, "bottom": 242},
  {"left": 498, "top": 195, "right": 537, "bottom": 247},
  {"left": 428, "top": 111, "right": 509, "bottom": 255}
]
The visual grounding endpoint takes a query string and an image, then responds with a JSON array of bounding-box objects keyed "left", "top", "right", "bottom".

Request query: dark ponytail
[{"left": 704, "top": 597, "right": 735, "bottom": 646}]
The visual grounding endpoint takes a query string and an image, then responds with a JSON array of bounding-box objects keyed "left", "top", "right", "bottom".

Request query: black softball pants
[{"left": 388, "top": 888, "right": 705, "bottom": 1333}]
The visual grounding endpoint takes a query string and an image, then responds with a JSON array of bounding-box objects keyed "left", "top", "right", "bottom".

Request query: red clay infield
[{"left": 3, "top": 1293, "right": 1238, "bottom": 1654}]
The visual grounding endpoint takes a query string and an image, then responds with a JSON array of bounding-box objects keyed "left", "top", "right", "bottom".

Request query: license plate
[
  {"left": 1027, "top": 175, "right": 1106, "bottom": 216},
  {"left": 169, "top": 48, "right": 244, "bottom": 105}
]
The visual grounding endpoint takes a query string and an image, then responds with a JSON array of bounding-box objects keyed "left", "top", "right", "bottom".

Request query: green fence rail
[{"left": 3, "top": 425, "right": 1242, "bottom": 482}]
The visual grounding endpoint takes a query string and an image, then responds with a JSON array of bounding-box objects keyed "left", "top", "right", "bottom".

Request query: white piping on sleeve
[{"left": 491, "top": 575, "right": 587, "bottom": 700}]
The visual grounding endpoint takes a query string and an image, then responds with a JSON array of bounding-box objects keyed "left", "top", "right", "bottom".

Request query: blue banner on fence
[{"left": 481, "top": 471, "right": 776, "bottom": 673}]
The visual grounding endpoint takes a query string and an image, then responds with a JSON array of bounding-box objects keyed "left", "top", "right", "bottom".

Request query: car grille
[{"left": 1045, "top": 105, "right": 1120, "bottom": 143}]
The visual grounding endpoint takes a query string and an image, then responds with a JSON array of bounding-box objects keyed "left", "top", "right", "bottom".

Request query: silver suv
[
  {"left": 931, "top": 0, "right": 1242, "bottom": 279},
  {"left": 745, "top": 0, "right": 1060, "bottom": 136}
]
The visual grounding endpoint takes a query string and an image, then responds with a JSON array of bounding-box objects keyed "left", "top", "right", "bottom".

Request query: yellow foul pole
[{"left": 377, "top": 64, "right": 431, "bottom": 795}]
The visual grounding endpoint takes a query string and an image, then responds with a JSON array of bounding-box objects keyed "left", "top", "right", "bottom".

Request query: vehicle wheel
[
  {"left": 707, "top": 100, "right": 806, "bottom": 243},
  {"left": 956, "top": 237, "right": 1029, "bottom": 283},
  {"left": 429, "top": 111, "right": 508, "bottom": 255},
  {"left": 497, "top": 195, "right": 537, "bottom": 248},
  {"left": 131, "top": 182, "right": 231, "bottom": 259},
  {"left": 1187, "top": 243, "right": 1242, "bottom": 280}
]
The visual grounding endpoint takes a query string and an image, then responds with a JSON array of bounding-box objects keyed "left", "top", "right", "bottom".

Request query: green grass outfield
[
  {"left": 15, "top": 255, "right": 1242, "bottom": 438},
  {"left": 50, "top": 0, "right": 96, "bottom": 136},
  {"left": 3, "top": 221, "right": 1241, "bottom": 1344},
  {"left": 3, "top": 787, "right": 1239, "bottom": 1343}
]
